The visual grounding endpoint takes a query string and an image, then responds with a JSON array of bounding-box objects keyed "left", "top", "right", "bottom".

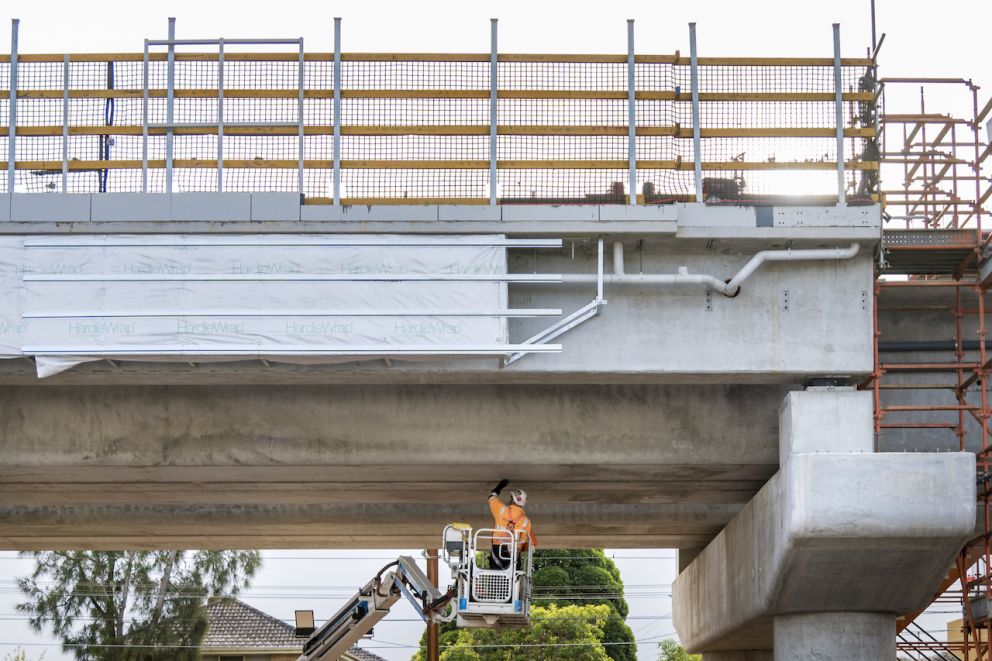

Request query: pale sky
[
  {"left": 0, "top": 0, "right": 989, "bottom": 659},
  {"left": 0, "top": 549, "right": 679, "bottom": 661}
]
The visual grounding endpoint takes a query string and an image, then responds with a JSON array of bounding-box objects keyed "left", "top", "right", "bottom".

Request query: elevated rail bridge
[{"left": 0, "top": 15, "right": 990, "bottom": 661}]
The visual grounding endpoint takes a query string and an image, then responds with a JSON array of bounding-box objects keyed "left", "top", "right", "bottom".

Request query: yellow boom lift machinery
[{"left": 297, "top": 525, "right": 534, "bottom": 660}]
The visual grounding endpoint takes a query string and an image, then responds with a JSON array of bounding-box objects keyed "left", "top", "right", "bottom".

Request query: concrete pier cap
[{"left": 673, "top": 387, "right": 976, "bottom": 657}]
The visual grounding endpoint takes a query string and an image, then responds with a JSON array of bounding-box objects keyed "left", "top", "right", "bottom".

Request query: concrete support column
[
  {"left": 703, "top": 652, "right": 773, "bottom": 661},
  {"left": 673, "top": 388, "right": 975, "bottom": 655},
  {"left": 773, "top": 612, "right": 895, "bottom": 661}
]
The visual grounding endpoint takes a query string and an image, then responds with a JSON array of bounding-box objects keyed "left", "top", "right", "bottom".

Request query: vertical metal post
[
  {"left": 7, "top": 19, "right": 19, "bottom": 196},
  {"left": 217, "top": 39, "right": 224, "bottom": 192},
  {"left": 689, "top": 22, "right": 702, "bottom": 203},
  {"left": 165, "top": 17, "right": 176, "bottom": 194},
  {"left": 597, "top": 239, "right": 604, "bottom": 301},
  {"left": 833, "top": 23, "right": 847, "bottom": 206},
  {"left": 626, "top": 19, "right": 637, "bottom": 206},
  {"left": 332, "top": 17, "right": 342, "bottom": 206},
  {"left": 141, "top": 39, "right": 149, "bottom": 192},
  {"left": 298, "top": 38, "right": 305, "bottom": 197},
  {"left": 426, "top": 549, "right": 439, "bottom": 661},
  {"left": 61, "top": 54, "right": 69, "bottom": 193},
  {"left": 973, "top": 85, "right": 983, "bottom": 237},
  {"left": 489, "top": 18, "right": 498, "bottom": 206},
  {"left": 870, "top": 0, "right": 877, "bottom": 54}
]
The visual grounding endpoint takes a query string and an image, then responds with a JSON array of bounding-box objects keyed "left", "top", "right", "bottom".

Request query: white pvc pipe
[
  {"left": 563, "top": 243, "right": 861, "bottom": 297},
  {"left": 613, "top": 241, "right": 625, "bottom": 275}
]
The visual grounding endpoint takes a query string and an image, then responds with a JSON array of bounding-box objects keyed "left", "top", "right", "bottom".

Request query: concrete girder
[
  {"left": 0, "top": 383, "right": 784, "bottom": 549},
  {"left": 0, "top": 229, "right": 875, "bottom": 385},
  {"left": 0, "top": 503, "right": 742, "bottom": 551}
]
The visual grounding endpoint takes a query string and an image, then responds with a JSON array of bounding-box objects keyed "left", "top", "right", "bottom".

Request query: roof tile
[{"left": 202, "top": 597, "right": 386, "bottom": 661}]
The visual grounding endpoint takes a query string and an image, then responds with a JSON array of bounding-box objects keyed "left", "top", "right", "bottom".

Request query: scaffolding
[
  {"left": 870, "top": 78, "right": 992, "bottom": 659},
  {"left": 0, "top": 18, "right": 878, "bottom": 205}
]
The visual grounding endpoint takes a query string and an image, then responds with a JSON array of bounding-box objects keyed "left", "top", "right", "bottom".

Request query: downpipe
[{"left": 559, "top": 242, "right": 861, "bottom": 297}]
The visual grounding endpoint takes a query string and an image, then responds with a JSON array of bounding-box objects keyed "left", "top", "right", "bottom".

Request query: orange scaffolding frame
[{"left": 869, "top": 78, "right": 992, "bottom": 659}]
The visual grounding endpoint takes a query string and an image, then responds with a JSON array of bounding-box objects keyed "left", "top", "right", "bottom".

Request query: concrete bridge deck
[{"left": 0, "top": 200, "right": 878, "bottom": 553}]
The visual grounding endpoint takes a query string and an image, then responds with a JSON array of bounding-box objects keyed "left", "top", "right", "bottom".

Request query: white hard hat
[{"left": 511, "top": 489, "right": 527, "bottom": 507}]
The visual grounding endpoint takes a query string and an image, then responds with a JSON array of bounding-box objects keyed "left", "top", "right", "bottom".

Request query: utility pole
[{"left": 427, "top": 549, "right": 439, "bottom": 661}]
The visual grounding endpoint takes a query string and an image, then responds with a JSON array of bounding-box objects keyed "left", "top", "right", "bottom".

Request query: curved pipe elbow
[
  {"left": 722, "top": 242, "right": 860, "bottom": 297},
  {"left": 558, "top": 242, "right": 861, "bottom": 298}
]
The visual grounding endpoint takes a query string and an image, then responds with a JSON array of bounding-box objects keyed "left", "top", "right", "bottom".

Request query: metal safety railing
[{"left": 0, "top": 18, "right": 879, "bottom": 205}]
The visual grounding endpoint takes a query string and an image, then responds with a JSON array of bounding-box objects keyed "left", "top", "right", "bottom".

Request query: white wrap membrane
[{"left": 0, "top": 234, "right": 524, "bottom": 377}]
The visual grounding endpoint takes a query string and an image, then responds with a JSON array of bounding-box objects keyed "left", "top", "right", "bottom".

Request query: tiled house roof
[{"left": 202, "top": 597, "right": 386, "bottom": 660}]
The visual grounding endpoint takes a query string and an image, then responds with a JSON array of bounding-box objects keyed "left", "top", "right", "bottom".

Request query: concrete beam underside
[{"left": 0, "top": 383, "right": 785, "bottom": 550}]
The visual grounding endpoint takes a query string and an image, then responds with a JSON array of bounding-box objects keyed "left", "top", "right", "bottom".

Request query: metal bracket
[{"left": 506, "top": 239, "right": 607, "bottom": 365}]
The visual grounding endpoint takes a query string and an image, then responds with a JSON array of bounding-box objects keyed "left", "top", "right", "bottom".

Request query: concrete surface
[
  {"left": 778, "top": 387, "right": 874, "bottom": 463},
  {"left": 0, "top": 237, "right": 875, "bottom": 384},
  {"left": 673, "top": 389, "right": 976, "bottom": 653},
  {"left": 703, "top": 653, "right": 773, "bottom": 661},
  {"left": 0, "top": 383, "right": 786, "bottom": 550},
  {"left": 673, "top": 452, "right": 975, "bottom": 651},
  {"left": 773, "top": 613, "right": 895, "bottom": 661}
]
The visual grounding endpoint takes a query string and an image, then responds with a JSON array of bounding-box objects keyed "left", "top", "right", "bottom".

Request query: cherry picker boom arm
[
  {"left": 297, "top": 525, "right": 532, "bottom": 660},
  {"left": 297, "top": 555, "right": 446, "bottom": 661}
]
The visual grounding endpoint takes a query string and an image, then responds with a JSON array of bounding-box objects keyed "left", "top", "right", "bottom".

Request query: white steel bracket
[{"left": 506, "top": 239, "right": 607, "bottom": 365}]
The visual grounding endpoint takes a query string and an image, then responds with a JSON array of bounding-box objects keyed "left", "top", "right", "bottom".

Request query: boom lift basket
[{"left": 443, "top": 524, "right": 533, "bottom": 628}]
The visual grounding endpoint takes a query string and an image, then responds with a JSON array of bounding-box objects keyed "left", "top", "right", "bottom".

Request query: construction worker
[{"left": 488, "top": 479, "right": 537, "bottom": 570}]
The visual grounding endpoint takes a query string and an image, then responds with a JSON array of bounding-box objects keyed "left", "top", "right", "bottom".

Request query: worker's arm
[
  {"left": 488, "top": 494, "right": 505, "bottom": 520},
  {"left": 489, "top": 479, "right": 509, "bottom": 522}
]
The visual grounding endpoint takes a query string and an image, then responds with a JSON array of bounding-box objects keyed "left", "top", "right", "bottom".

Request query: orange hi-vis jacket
[{"left": 488, "top": 495, "right": 537, "bottom": 548}]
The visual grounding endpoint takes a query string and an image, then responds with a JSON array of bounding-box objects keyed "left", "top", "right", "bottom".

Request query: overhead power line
[{"left": 0, "top": 632, "right": 680, "bottom": 651}]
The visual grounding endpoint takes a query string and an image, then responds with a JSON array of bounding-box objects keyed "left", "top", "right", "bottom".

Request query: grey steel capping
[{"left": 146, "top": 38, "right": 303, "bottom": 46}]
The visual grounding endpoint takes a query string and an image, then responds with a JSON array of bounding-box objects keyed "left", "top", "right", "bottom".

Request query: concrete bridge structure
[
  {"left": 0, "top": 197, "right": 975, "bottom": 661},
  {"left": 1, "top": 18, "right": 989, "bottom": 660}
]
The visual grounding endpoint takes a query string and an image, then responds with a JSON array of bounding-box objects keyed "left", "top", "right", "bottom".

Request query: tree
[
  {"left": 656, "top": 640, "right": 700, "bottom": 661},
  {"left": 416, "top": 549, "right": 637, "bottom": 660},
  {"left": 530, "top": 549, "right": 635, "bottom": 661},
  {"left": 3, "top": 649, "right": 45, "bottom": 661},
  {"left": 439, "top": 603, "right": 613, "bottom": 661},
  {"left": 17, "top": 550, "right": 261, "bottom": 660}
]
